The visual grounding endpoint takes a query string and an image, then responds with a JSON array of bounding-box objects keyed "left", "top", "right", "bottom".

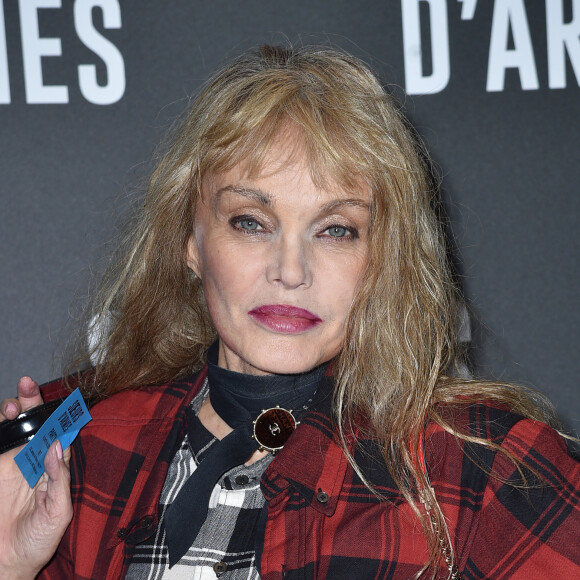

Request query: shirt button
[
  {"left": 235, "top": 474, "right": 249, "bottom": 485},
  {"left": 316, "top": 490, "right": 329, "bottom": 503},
  {"left": 213, "top": 561, "right": 227, "bottom": 575},
  {"left": 139, "top": 516, "right": 154, "bottom": 529}
]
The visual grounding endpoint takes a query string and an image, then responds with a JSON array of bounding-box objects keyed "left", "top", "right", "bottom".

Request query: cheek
[
  {"left": 199, "top": 245, "right": 260, "bottom": 313},
  {"left": 323, "top": 256, "right": 366, "bottom": 317},
  {"left": 197, "top": 237, "right": 234, "bottom": 286}
]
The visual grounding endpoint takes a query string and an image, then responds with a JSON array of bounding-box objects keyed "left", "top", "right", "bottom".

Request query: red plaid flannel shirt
[{"left": 38, "top": 370, "right": 580, "bottom": 579}]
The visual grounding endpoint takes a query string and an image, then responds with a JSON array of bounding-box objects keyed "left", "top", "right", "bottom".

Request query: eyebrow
[
  {"left": 213, "top": 185, "right": 272, "bottom": 209},
  {"left": 318, "top": 198, "right": 370, "bottom": 213}
]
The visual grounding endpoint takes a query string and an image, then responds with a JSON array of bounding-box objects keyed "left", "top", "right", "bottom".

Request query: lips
[{"left": 248, "top": 304, "right": 322, "bottom": 333}]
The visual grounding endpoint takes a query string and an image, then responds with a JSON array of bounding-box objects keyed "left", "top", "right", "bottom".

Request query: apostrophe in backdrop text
[
  {"left": 402, "top": 0, "right": 580, "bottom": 94},
  {"left": 0, "top": 0, "right": 125, "bottom": 105}
]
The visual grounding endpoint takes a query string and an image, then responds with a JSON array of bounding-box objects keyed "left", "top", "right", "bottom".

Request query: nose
[{"left": 266, "top": 235, "right": 312, "bottom": 289}]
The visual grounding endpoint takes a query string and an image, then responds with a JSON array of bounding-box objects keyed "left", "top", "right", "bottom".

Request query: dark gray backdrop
[{"left": 1, "top": 1, "right": 578, "bottom": 431}]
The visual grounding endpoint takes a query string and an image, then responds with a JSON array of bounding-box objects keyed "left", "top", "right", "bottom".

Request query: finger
[
  {"left": 62, "top": 445, "right": 72, "bottom": 468},
  {"left": 42, "top": 441, "right": 73, "bottom": 523},
  {"left": 16, "top": 376, "right": 44, "bottom": 412},
  {"left": 0, "top": 398, "right": 21, "bottom": 421},
  {"left": 0, "top": 377, "right": 43, "bottom": 420}
]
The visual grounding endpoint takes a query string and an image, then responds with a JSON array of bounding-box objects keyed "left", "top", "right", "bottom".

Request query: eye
[
  {"left": 230, "top": 215, "right": 264, "bottom": 232},
  {"left": 239, "top": 218, "right": 260, "bottom": 230},
  {"left": 321, "top": 225, "right": 358, "bottom": 239},
  {"left": 326, "top": 226, "right": 348, "bottom": 237}
]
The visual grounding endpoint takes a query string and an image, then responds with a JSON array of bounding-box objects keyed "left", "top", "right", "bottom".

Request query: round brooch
[{"left": 252, "top": 406, "right": 298, "bottom": 454}]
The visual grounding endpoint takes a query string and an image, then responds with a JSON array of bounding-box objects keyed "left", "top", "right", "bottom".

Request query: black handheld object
[{"left": 0, "top": 400, "right": 63, "bottom": 454}]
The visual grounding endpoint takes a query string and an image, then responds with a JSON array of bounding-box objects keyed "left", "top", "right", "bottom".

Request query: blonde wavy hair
[{"left": 78, "top": 45, "right": 559, "bottom": 577}]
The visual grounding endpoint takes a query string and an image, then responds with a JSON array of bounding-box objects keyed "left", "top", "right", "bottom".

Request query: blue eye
[
  {"left": 230, "top": 216, "right": 265, "bottom": 233},
  {"left": 326, "top": 226, "right": 348, "bottom": 237},
  {"left": 239, "top": 219, "right": 260, "bottom": 230},
  {"left": 320, "top": 224, "right": 359, "bottom": 240}
]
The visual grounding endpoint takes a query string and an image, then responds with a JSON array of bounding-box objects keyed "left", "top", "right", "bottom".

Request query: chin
[{"left": 218, "top": 331, "right": 338, "bottom": 375}]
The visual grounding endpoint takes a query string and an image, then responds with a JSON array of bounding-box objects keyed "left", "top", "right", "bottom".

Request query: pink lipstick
[{"left": 248, "top": 304, "right": 322, "bottom": 333}]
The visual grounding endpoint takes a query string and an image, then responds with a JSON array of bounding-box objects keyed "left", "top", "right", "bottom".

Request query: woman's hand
[{"left": 0, "top": 377, "right": 73, "bottom": 579}]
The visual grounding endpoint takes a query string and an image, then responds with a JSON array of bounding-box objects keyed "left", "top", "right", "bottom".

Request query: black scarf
[{"left": 164, "top": 342, "right": 326, "bottom": 566}]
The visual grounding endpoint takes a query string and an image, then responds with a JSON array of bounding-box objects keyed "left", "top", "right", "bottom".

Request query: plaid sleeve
[{"left": 460, "top": 418, "right": 580, "bottom": 578}]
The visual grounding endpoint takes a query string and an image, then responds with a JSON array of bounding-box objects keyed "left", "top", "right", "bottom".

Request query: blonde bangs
[{"left": 195, "top": 74, "right": 381, "bottom": 197}]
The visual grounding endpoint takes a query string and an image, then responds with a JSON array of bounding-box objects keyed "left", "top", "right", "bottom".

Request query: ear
[{"left": 186, "top": 235, "right": 201, "bottom": 278}]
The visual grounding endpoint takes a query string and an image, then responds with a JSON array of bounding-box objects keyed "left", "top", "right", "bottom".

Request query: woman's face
[{"left": 187, "top": 137, "right": 370, "bottom": 375}]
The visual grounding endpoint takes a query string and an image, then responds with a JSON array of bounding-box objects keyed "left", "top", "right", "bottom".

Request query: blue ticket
[{"left": 14, "top": 388, "right": 92, "bottom": 487}]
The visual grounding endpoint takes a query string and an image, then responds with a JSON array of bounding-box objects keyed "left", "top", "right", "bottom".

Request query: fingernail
[
  {"left": 56, "top": 440, "right": 63, "bottom": 459},
  {"left": 5, "top": 402, "right": 17, "bottom": 415}
]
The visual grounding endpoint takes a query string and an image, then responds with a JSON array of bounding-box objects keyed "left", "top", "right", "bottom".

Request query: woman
[{"left": 1, "top": 45, "right": 579, "bottom": 579}]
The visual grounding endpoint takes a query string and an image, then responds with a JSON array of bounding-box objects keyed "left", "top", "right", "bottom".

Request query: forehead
[{"left": 202, "top": 131, "right": 371, "bottom": 206}]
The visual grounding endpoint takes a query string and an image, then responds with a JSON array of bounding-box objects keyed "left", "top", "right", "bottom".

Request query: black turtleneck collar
[{"left": 206, "top": 341, "right": 327, "bottom": 428}]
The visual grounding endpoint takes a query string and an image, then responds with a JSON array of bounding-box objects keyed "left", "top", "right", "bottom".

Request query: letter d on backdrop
[{"left": 402, "top": 0, "right": 450, "bottom": 94}]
